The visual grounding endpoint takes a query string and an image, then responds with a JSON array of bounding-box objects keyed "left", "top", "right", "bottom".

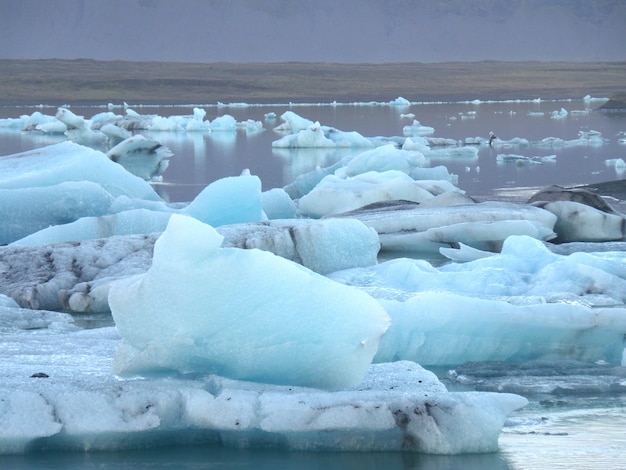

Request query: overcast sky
[{"left": 1, "top": 0, "right": 625, "bottom": 63}]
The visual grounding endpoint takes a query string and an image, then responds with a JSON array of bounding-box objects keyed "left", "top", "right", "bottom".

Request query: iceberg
[
  {"left": 110, "top": 214, "right": 390, "bottom": 389},
  {"left": 0, "top": 317, "right": 526, "bottom": 455},
  {"left": 535, "top": 201, "right": 626, "bottom": 242},
  {"left": 4, "top": 102, "right": 626, "bottom": 459},
  {"left": 10, "top": 208, "right": 174, "bottom": 247},
  {"left": 182, "top": 173, "right": 264, "bottom": 226},
  {"left": 272, "top": 121, "right": 337, "bottom": 148},
  {"left": 0, "top": 217, "right": 380, "bottom": 313},
  {"left": 3, "top": 151, "right": 266, "bottom": 246},
  {"left": 0, "top": 141, "right": 161, "bottom": 201},
  {"left": 336, "top": 144, "right": 426, "bottom": 178},
  {"left": 331, "top": 201, "right": 557, "bottom": 253},
  {"left": 0, "top": 181, "right": 115, "bottom": 244},
  {"left": 106, "top": 135, "right": 172, "bottom": 180},
  {"left": 298, "top": 171, "right": 438, "bottom": 218},
  {"left": 330, "top": 235, "right": 626, "bottom": 365}
]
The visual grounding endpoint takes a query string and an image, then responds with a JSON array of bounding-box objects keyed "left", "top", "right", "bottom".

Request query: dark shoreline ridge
[{"left": 1, "top": 59, "right": 625, "bottom": 106}]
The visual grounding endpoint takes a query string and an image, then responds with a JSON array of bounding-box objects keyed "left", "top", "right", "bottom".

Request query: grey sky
[{"left": 1, "top": 0, "right": 625, "bottom": 63}]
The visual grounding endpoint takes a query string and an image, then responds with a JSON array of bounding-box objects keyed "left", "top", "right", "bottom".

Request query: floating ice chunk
[
  {"left": 450, "top": 359, "right": 626, "bottom": 395},
  {"left": 209, "top": 114, "right": 237, "bottom": 131},
  {"left": 35, "top": 119, "right": 67, "bottom": 134},
  {"left": 332, "top": 201, "right": 557, "bottom": 253},
  {"left": 0, "top": 304, "right": 76, "bottom": 332},
  {"left": 496, "top": 154, "right": 557, "bottom": 165},
  {"left": 218, "top": 218, "right": 380, "bottom": 275},
  {"left": 402, "top": 137, "right": 430, "bottom": 153},
  {"left": 55, "top": 107, "right": 108, "bottom": 148},
  {"left": 106, "top": 135, "right": 172, "bottom": 180},
  {"left": 490, "top": 137, "right": 531, "bottom": 148},
  {"left": 11, "top": 209, "right": 173, "bottom": 246},
  {"left": 0, "top": 217, "right": 381, "bottom": 312},
  {"left": 182, "top": 173, "right": 264, "bottom": 227},
  {"left": 147, "top": 115, "right": 184, "bottom": 131},
  {"left": 324, "top": 127, "right": 373, "bottom": 147},
  {"left": 376, "top": 294, "right": 626, "bottom": 365},
  {"left": 299, "top": 171, "right": 437, "bottom": 218},
  {"left": 426, "top": 137, "right": 460, "bottom": 147},
  {"left": 0, "top": 141, "right": 162, "bottom": 201},
  {"left": 0, "top": 233, "right": 158, "bottom": 312},
  {"left": 99, "top": 122, "right": 132, "bottom": 147},
  {"left": 272, "top": 121, "right": 336, "bottom": 148},
  {"left": 110, "top": 214, "right": 390, "bottom": 389},
  {"left": 359, "top": 232, "right": 626, "bottom": 305},
  {"left": 0, "top": 181, "right": 115, "bottom": 245},
  {"left": 0, "top": 142, "right": 165, "bottom": 243},
  {"left": 550, "top": 108, "right": 568, "bottom": 119},
  {"left": 0, "top": 323, "right": 526, "bottom": 455},
  {"left": 193, "top": 107, "right": 206, "bottom": 121},
  {"left": 403, "top": 120, "right": 435, "bottom": 136},
  {"left": 283, "top": 160, "right": 344, "bottom": 199},
  {"left": 389, "top": 96, "right": 411, "bottom": 107},
  {"left": 237, "top": 118, "right": 264, "bottom": 133},
  {"left": 424, "top": 146, "right": 479, "bottom": 160},
  {"left": 439, "top": 243, "right": 495, "bottom": 262},
  {"left": 605, "top": 158, "right": 626, "bottom": 173},
  {"left": 537, "top": 200, "right": 626, "bottom": 242},
  {"left": 274, "top": 111, "right": 315, "bottom": 133},
  {"left": 336, "top": 144, "right": 426, "bottom": 178},
  {"left": 424, "top": 219, "right": 556, "bottom": 251},
  {"left": 261, "top": 187, "right": 297, "bottom": 219},
  {"left": 329, "top": 235, "right": 626, "bottom": 365},
  {"left": 410, "top": 165, "right": 459, "bottom": 184}
]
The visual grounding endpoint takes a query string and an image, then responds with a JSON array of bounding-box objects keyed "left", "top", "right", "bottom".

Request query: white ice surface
[{"left": 0, "top": 318, "right": 526, "bottom": 455}]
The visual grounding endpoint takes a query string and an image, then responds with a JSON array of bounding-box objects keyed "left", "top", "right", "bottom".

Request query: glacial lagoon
[{"left": 1, "top": 97, "right": 626, "bottom": 469}]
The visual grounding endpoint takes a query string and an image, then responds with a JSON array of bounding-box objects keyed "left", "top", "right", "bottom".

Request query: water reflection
[
  {"left": 1, "top": 101, "right": 625, "bottom": 205},
  {"left": 1, "top": 446, "right": 514, "bottom": 470}
]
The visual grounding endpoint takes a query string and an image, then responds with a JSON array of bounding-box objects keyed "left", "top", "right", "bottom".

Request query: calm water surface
[
  {"left": 1, "top": 99, "right": 625, "bottom": 203},
  {"left": 1, "top": 100, "right": 625, "bottom": 469}
]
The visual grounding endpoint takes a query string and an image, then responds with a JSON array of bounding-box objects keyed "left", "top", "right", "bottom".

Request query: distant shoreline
[{"left": 1, "top": 59, "right": 625, "bottom": 106}]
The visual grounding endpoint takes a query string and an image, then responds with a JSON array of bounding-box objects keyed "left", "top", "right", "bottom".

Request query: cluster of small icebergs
[{"left": 0, "top": 101, "right": 625, "bottom": 456}]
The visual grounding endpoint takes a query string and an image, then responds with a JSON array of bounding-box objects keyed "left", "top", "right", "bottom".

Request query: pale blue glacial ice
[{"left": 0, "top": 103, "right": 625, "bottom": 457}]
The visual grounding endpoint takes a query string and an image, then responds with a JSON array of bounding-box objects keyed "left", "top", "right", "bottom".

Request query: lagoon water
[
  {"left": 1, "top": 98, "right": 625, "bottom": 469},
  {"left": 2, "top": 99, "right": 625, "bottom": 204}
]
